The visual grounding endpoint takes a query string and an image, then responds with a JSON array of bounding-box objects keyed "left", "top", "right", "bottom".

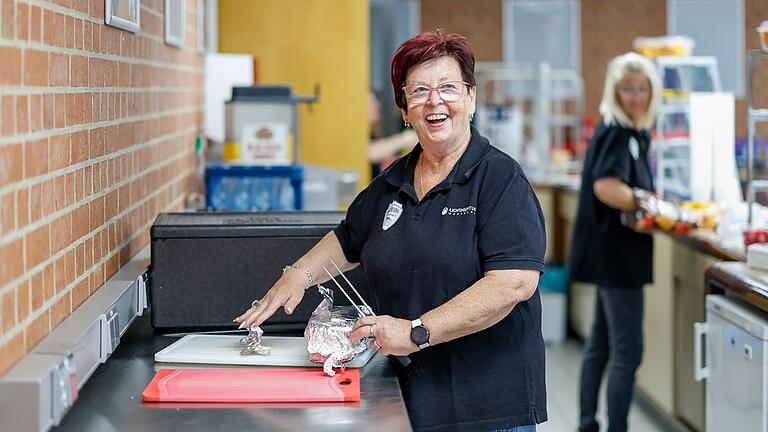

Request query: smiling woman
[
  {"left": 399, "top": 56, "right": 475, "bottom": 199},
  {"left": 235, "top": 29, "right": 547, "bottom": 432}
]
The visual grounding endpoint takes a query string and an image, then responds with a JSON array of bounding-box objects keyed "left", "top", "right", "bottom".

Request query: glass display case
[
  {"left": 655, "top": 56, "right": 721, "bottom": 199},
  {"left": 474, "top": 62, "right": 584, "bottom": 181}
]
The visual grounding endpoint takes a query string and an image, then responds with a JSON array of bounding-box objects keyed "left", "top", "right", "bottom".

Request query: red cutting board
[{"left": 142, "top": 368, "right": 360, "bottom": 403}]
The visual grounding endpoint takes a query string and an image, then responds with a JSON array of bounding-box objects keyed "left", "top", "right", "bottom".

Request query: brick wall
[
  {"left": 580, "top": 0, "right": 667, "bottom": 123},
  {"left": 422, "top": 0, "right": 767, "bottom": 137},
  {"left": 0, "top": 0, "right": 202, "bottom": 376},
  {"left": 743, "top": 0, "right": 768, "bottom": 137},
  {"left": 582, "top": 0, "right": 768, "bottom": 137},
  {"left": 421, "top": 0, "right": 503, "bottom": 62}
]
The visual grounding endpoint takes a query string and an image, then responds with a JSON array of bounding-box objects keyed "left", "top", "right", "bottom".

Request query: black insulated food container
[{"left": 149, "top": 211, "right": 370, "bottom": 334}]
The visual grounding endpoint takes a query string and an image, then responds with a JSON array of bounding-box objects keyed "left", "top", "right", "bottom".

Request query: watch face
[{"left": 411, "top": 325, "right": 429, "bottom": 345}]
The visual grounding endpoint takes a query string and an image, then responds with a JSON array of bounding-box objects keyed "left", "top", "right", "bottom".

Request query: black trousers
[{"left": 578, "top": 286, "right": 644, "bottom": 432}]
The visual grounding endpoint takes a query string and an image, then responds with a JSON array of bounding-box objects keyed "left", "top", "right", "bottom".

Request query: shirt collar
[
  {"left": 452, "top": 125, "right": 491, "bottom": 184},
  {"left": 384, "top": 126, "right": 491, "bottom": 199}
]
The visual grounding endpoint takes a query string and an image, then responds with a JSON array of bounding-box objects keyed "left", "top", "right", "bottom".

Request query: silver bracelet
[{"left": 282, "top": 264, "right": 313, "bottom": 289}]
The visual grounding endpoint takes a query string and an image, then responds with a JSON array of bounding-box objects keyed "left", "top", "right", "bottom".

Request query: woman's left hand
[{"left": 351, "top": 315, "right": 417, "bottom": 356}]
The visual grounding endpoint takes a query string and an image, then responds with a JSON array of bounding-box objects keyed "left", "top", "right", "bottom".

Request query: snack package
[
  {"left": 304, "top": 285, "right": 370, "bottom": 376},
  {"left": 680, "top": 200, "right": 723, "bottom": 231},
  {"left": 621, "top": 188, "right": 698, "bottom": 234}
]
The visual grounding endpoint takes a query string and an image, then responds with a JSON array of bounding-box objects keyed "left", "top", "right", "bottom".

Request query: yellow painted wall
[{"left": 218, "top": 0, "right": 371, "bottom": 185}]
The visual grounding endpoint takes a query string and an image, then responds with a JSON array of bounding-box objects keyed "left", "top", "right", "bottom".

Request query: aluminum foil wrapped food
[
  {"left": 305, "top": 285, "right": 370, "bottom": 376},
  {"left": 235, "top": 300, "right": 272, "bottom": 356}
]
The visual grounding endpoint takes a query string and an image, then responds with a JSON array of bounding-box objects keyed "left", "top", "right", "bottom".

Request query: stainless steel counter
[{"left": 52, "top": 311, "right": 412, "bottom": 432}]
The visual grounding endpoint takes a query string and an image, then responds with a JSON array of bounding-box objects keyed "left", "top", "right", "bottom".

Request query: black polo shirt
[
  {"left": 334, "top": 127, "right": 547, "bottom": 431},
  {"left": 569, "top": 121, "right": 655, "bottom": 288}
]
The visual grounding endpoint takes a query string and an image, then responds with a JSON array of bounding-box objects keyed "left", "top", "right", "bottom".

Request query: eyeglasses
[
  {"left": 402, "top": 81, "right": 469, "bottom": 104},
  {"left": 617, "top": 85, "right": 650, "bottom": 95}
]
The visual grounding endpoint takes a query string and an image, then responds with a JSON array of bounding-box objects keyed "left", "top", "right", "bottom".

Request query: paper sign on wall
[{"left": 240, "top": 123, "right": 290, "bottom": 164}]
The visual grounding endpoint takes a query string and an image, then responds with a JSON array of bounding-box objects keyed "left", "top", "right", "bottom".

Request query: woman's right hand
[{"left": 233, "top": 268, "right": 308, "bottom": 329}]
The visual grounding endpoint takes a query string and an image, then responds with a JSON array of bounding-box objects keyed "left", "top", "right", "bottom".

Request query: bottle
[
  {"left": 211, "top": 178, "right": 229, "bottom": 209},
  {"left": 185, "top": 134, "right": 207, "bottom": 210},
  {"left": 233, "top": 177, "right": 251, "bottom": 211}
]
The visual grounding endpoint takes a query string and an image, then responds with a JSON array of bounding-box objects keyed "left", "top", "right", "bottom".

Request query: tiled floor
[{"left": 539, "top": 340, "right": 674, "bottom": 432}]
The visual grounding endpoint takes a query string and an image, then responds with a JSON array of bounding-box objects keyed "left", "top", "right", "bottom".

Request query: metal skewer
[
  {"left": 321, "top": 265, "right": 367, "bottom": 318},
  {"left": 330, "top": 259, "right": 374, "bottom": 315},
  {"left": 322, "top": 262, "right": 411, "bottom": 368}
]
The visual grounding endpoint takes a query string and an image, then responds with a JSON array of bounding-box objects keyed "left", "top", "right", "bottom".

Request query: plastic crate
[
  {"left": 205, "top": 163, "right": 303, "bottom": 211},
  {"left": 539, "top": 266, "right": 568, "bottom": 344}
]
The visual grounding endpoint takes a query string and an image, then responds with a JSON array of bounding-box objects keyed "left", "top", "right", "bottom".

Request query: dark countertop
[
  {"left": 706, "top": 262, "right": 768, "bottom": 312},
  {"left": 53, "top": 312, "right": 412, "bottom": 432}
]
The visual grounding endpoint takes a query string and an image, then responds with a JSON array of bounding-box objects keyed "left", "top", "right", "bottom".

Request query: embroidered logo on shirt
[
  {"left": 382, "top": 200, "right": 403, "bottom": 230},
  {"left": 441, "top": 206, "right": 476, "bottom": 216},
  {"left": 628, "top": 137, "right": 640, "bottom": 160}
]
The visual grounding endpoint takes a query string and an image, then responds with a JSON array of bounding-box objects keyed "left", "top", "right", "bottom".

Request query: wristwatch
[{"left": 410, "top": 318, "right": 430, "bottom": 350}]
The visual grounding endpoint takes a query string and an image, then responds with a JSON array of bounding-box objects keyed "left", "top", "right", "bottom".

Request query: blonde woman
[{"left": 569, "top": 52, "right": 661, "bottom": 432}]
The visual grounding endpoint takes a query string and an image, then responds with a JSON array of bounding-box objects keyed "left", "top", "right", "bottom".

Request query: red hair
[{"left": 390, "top": 29, "right": 476, "bottom": 112}]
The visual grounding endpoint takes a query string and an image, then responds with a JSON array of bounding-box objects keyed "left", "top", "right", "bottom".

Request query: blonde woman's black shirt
[
  {"left": 570, "top": 121, "right": 655, "bottom": 287},
  {"left": 334, "top": 127, "right": 547, "bottom": 432}
]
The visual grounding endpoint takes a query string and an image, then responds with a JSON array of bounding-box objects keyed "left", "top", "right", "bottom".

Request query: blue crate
[
  {"left": 205, "top": 163, "right": 304, "bottom": 211},
  {"left": 539, "top": 266, "right": 568, "bottom": 294}
]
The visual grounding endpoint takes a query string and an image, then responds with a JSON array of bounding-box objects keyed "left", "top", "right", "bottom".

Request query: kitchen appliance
[
  {"left": 150, "top": 211, "right": 370, "bottom": 333},
  {"left": 224, "top": 85, "right": 318, "bottom": 164},
  {"left": 694, "top": 294, "right": 768, "bottom": 431}
]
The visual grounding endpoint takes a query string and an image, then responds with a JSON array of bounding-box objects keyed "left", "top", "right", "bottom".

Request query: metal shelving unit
[
  {"left": 474, "top": 62, "right": 584, "bottom": 180},
  {"left": 747, "top": 50, "right": 768, "bottom": 225},
  {"left": 655, "top": 56, "right": 721, "bottom": 200}
]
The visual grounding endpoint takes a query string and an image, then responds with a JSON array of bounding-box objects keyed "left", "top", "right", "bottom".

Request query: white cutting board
[{"left": 154, "top": 335, "right": 377, "bottom": 368}]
